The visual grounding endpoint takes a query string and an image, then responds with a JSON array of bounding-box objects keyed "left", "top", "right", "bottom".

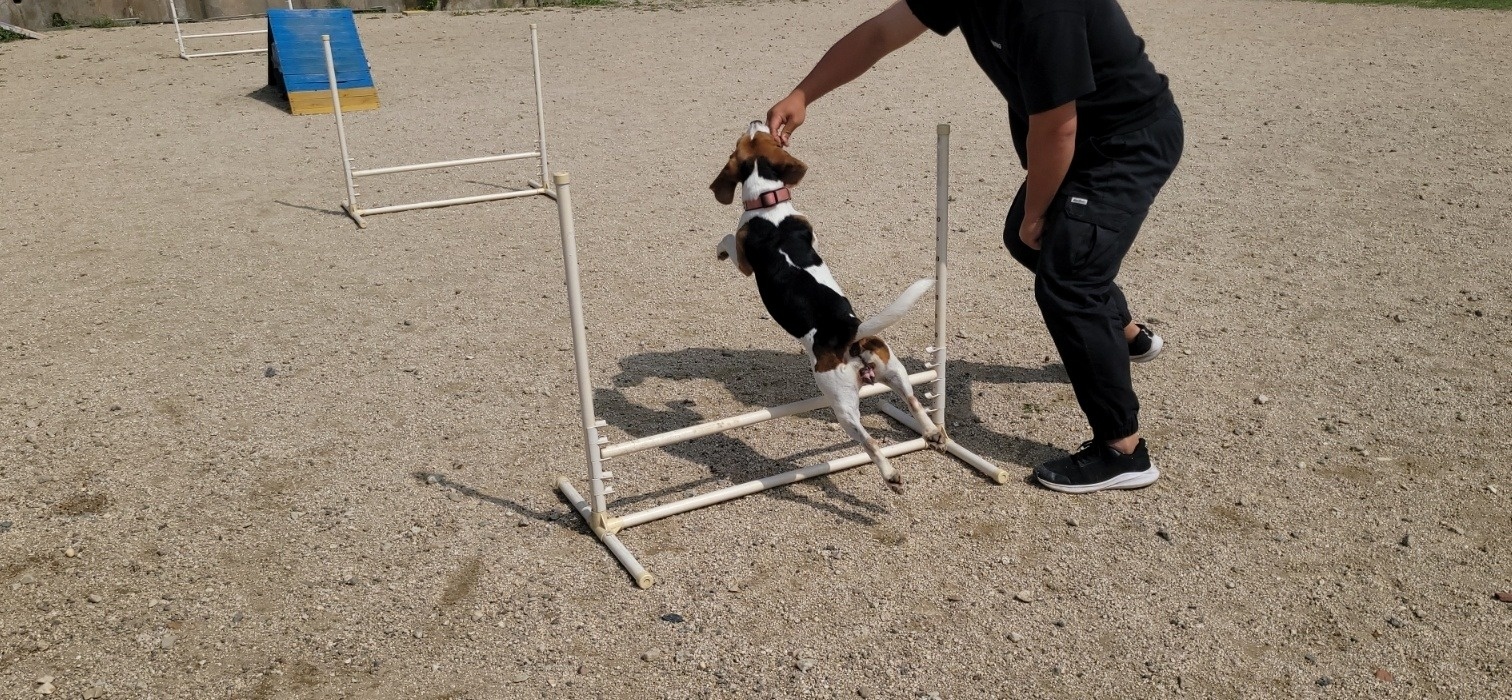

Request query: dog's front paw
[{"left": 885, "top": 475, "right": 905, "bottom": 495}]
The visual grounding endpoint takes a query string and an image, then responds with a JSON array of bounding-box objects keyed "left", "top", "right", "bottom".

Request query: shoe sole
[
  {"left": 1131, "top": 334, "right": 1164, "bottom": 364},
  {"left": 1036, "top": 464, "right": 1161, "bottom": 494}
]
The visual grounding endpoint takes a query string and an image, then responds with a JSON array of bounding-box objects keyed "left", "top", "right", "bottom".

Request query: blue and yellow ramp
[{"left": 268, "top": 9, "right": 379, "bottom": 116}]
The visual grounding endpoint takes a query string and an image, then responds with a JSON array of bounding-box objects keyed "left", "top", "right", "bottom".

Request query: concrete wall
[{"left": 1, "top": 0, "right": 410, "bottom": 32}]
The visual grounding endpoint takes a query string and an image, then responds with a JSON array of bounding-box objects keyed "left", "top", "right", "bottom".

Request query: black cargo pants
[{"left": 1003, "top": 98, "right": 1184, "bottom": 442}]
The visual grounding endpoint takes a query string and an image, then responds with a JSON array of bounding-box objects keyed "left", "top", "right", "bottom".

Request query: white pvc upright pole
[
  {"left": 168, "top": 0, "right": 188, "bottom": 58},
  {"left": 875, "top": 124, "right": 1008, "bottom": 485},
  {"left": 553, "top": 172, "right": 653, "bottom": 589},
  {"left": 323, "top": 35, "right": 362, "bottom": 227},
  {"left": 529, "top": 25, "right": 553, "bottom": 195},
  {"left": 555, "top": 173, "right": 612, "bottom": 521},
  {"left": 555, "top": 172, "right": 652, "bottom": 587},
  {"left": 932, "top": 124, "right": 950, "bottom": 424}
]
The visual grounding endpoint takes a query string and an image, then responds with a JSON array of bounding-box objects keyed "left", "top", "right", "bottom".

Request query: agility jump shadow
[
  {"left": 272, "top": 199, "right": 349, "bottom": 218},
  {"left": 592, "top": 347, "right": 1074, "bottom": 513},
  {"left": 411, "top": 471, "right": 569, "bottom": 526}
]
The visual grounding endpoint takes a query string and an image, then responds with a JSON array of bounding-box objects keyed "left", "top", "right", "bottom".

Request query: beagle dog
[{"left": 711, "top": 121, "right": 942, "bottom": 494}]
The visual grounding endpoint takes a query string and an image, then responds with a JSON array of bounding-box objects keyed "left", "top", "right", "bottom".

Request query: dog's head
[{"left": 709, "top": 121, "right": 808, "bottom": 206}]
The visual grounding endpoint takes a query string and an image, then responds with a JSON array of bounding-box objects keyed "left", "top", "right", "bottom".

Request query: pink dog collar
[{"left": 743, "top": 187, "right": 791, "bottom": 211}]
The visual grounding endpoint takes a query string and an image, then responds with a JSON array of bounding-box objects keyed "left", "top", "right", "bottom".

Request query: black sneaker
[
  {"left": 1129, "top": 324, "right": 1164, "bottom": 363},
  {"left": 1034, "top": 439, "right": 1160, "bottom": 494}
]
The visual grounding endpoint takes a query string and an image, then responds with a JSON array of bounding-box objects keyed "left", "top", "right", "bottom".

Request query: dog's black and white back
[
  {"left": 740, "top": 215, "right": 860, "bottom": 357},
  {"left": 712, "top": 121, "right": 941, "bottom": 493}
]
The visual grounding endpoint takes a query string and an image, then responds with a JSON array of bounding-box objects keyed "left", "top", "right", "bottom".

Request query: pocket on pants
[
  {"left": 1042, "top": 195, "right": 1134, "bottom": 278},
  {"left": 1087, "top": 131, "right": 1126, "bottom": 162},
  {"left": 1063, "top": 194, "right": 1133, "bottom": 232}
]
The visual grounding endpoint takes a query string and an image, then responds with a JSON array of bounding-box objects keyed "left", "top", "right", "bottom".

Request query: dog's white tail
[{"left": 856, "top": 278, "right": 935, "bottom": 339}]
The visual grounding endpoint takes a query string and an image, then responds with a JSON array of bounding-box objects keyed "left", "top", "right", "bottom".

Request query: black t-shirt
[{"left": 905, "top": 0, "right": 1170, "bottom": 167}]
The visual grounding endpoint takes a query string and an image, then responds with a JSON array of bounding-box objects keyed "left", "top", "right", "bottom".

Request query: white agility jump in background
[
  {"left": 553, "top": 125, "right": 1009, "bottom": 588},
  {"left": 166, "top": 0, "right": 291, "bottom": 60},
  {"left": 322, "top": 25, "right": 554, "bottom": 229}
]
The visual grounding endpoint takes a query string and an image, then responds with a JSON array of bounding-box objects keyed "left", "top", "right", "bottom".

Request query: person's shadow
[{"left": 584, "top": 347, "right": 1071, "bottom": 523}]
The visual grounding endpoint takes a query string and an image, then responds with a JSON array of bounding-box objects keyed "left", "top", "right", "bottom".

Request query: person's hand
[
  {"left": 1019, "top": 216, "right": 1045, "bottom": 251},
  {"left": 766, "top": 92, "right": 807, "bottom": 147}
]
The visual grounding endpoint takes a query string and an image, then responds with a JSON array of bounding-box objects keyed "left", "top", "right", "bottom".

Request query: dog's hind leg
[
  {"left": 860, "top": 339, "right": 945, "bottom": 445},
  {"left": 816, "top": 367, "right": 902, "bottom": 494}
]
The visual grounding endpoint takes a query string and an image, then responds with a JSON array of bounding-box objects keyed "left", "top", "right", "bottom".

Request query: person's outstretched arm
[{"left": 766, "top": 1, "right": 928, "bottom": 146}]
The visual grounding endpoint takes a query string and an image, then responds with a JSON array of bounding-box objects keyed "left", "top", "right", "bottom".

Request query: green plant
[
  {"left": 0, "top": 27, "right": 26, "bottom": 42},
  {"left": 88, "top": 16, "right": 116, "bottom": 28}
]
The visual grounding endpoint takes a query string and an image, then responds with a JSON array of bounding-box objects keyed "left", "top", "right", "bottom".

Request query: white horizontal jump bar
[
  {"left": 354, "top": 187, "right": 548, "bottom": 216},
  {"left": 352, "top": 152, "right": 543, "bottom": 178},
  {"left": 614, "top": 438, "right": 932, "bottom": 531},
  {"left": 184, "top": 48, "right": 267, "bottom": 58},
  {"left": 184, "top": 29, "right": 267, "bottom": 39},
  {"left": 600, "top": 369, "right": 939, "bottom": 460}
]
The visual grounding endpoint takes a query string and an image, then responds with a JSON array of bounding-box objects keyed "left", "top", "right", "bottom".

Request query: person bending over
[{"left": 766, "top": 0, "right": 1184, "bottom": 494}]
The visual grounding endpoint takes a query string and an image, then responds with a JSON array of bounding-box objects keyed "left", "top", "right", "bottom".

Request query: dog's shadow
[{"left": 590, "top": 347, "right": 1071, "bottom": 522}]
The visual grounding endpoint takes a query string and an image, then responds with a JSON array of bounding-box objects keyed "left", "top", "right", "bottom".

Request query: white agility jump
[
  {"left": 166, "top": 0, "right": 291, "bottom": 60},
  {"left": 554, "top": 125, "right": 1008, "bottom": 589},
  {"left": 323, "top": 25, "right": 554, "bottom": 229}
]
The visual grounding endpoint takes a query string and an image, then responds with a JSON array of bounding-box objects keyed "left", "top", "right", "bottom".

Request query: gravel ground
[{"left": 1, "top": 1, "right": 1508, "bottom": 698}]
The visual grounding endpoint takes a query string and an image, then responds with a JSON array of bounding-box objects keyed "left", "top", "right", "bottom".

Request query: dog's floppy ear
[
  {"left": 766, "top": 148, "right": 808, "bottom": 187},
  {"left": 710, "top": 155, "right": 740, "bottom": 205}
]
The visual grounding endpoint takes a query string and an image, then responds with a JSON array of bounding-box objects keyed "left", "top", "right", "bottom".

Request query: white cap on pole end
[
  {"left": 937, "top": 123, "right": 950, "bottom": 135},
  {"left": 553, "top": 172, "right": 571, "bottom": 186},
  {"left": 321, "top": 34, "right": 330, "bottom": 41}
]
